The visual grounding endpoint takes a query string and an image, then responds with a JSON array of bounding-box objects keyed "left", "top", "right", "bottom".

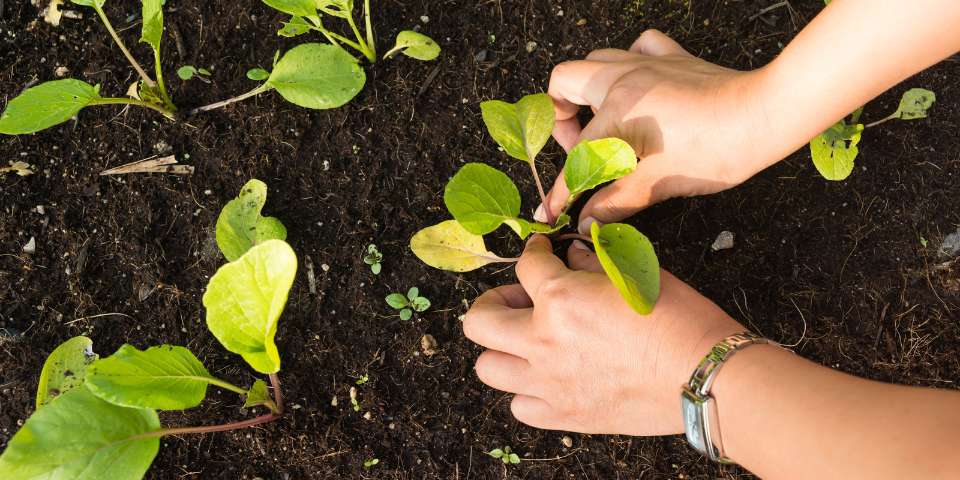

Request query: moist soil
[{"left": 1, "top": 0, "right": 958, "bottom": 478}]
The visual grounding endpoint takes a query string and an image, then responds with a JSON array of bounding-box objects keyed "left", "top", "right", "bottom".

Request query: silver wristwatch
[{"left": 681, "top": 331, "right": 771, "bottom": 463}]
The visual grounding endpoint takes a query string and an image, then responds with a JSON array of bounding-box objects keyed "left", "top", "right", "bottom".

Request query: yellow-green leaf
[
  {"left": 564, "top": 138, "right": 637, "bottom": 200},
  {"left": 591, "top": 223, "right": 660, "bottom": 315},
  {"left": 215, "top": 179, "right": 287, "bottom": 262},
  {"left": 410, "top": 220, "right": 510, "bottom": 272},
  {"left": 892, "top": 88, "right": 936, "bottom": 121},
  {"left": 267, "top": 43, "right": 365, "bottom": 110},
  {"left": 444, "top": 163, "right": 521, "bottom": 235},
  {"left": 86, "top": 344, "right": 213, "bottom": 410},
  {"left": 480, "top": 93, "right": 555, "bottom": 163},
  {"left": 36, "top": 336, "right": 98, "bottom": 409},
  {"left": 243, "top": 379, "right": 273, "bottom": 409},
  {"left": 810, "top": 121, "right": 863, "bottom": 181},
  {"left": 386, "top": 30, "right": 441, "bottom": 61},
  {"left": 0, "top": 80, "right": 102, "bottom": 135},
  {"left": 141, "top": 0, "right": 163, "bottom": 54}
]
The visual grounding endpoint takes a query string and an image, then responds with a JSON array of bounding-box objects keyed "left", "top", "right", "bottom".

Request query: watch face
[{"left": 681, "top": 393, "right": 706, "bottom": 451}]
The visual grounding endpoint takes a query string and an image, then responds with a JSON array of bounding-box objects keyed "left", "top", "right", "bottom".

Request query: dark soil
[{"left": 1, "top": 0, "right": 958, "bottom": 478}]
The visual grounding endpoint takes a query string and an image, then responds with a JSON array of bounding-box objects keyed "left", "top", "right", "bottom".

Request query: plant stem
[
  {"left": 153, "top": 49, "right": 175, "bottom": 110},
  {"left": 269, "top": 373, "right": 284, "bottom": 415},
  {"left": 558, "top": 233, "right": 593, "bottom": 243},
  {"left": 188, "top": 85, "right": 271, "bottom": 115},
  {"left": 205, "top": 377, "right": 249, "bottom": 396},
  {"left": 363, "top": 0, "right": 375, "bottom": 58},
  {"left": 89, "top": 97, "right": 175, "bottom": 118},
  {"left": 136, "top": 413, "right": 280, "bottom": 440},
  {"left": 93, "top": 6, "right": 156, "bottom": 88},
  {"left": 306, "top": 16, "right": 343, "bottom": 49},
  {"left": 528, "top": 161, "right": 555, "bottom": 225},
  {"left": 865, "top": 114, "right": 897, "bottom": 129},
  {"left": 346, "top": 12, "right": 374, "bottom": 62}
]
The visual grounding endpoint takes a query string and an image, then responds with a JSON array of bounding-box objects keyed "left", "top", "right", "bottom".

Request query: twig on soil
[
  {"left": 748, "top": 1, "right": 789, "bottom": 21},
  {"left": 64, "top": 312, "right": 134, "bottom": 325},
  {"left": 522, "top": 447, "right": 585, "bottom": 462},
  {"left": 780, "top": 298, "right": 808, "bottom": 348},
  {"left": 100, "top": 155, "right": 194, "bottom": 176}
]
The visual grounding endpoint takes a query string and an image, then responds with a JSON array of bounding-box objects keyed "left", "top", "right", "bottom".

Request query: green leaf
[
  {"left": 892, "top": 88, "right": 936, "bottom": 121},
  {"left": 508, "top": 453, "right": 521, "bottom": 464},
  {"left": 261, "top": 0, "right": 316, "bottom": 17},
  {"left": 810, "top": 121, "right": 863, "bottom": 181},
  {"left": 564, "top": 138, "right": 638, "bottom": 199},
  {"left": 86, "top": 344, "right": 214, "bottom": 410},
  {"left": 315, "top": 0, "right": 353, "bottom": 18},
  {"left": 267, "top": 43, "right": 366, "bottom": 110},
  {"left": 278, "top": 15, "right": 312, "bottom": 37},
  {"left": 247, "top": 68, "right": 271, "bottom": 81},
  {"left": 489, "top": 448, "right": 504, "bottom": 458},
  {"left": 70, "top": 0, "right": 107, "bottom": 8},
  {"left": 177, "top": 66, "right": 197, "bottom": 80},
  {"left": 141, "top": 0, "right": 164, "bottom": 54},
  {"left": 215, "top": 179, "right": 287, "bottom": 262},
  {"left": 503, "top": 214, "right": 570, "bottom": 239},
  {"left": 243, "top": 379, "right": 273, "bottom": 409},
  {"left": 0, "top": 80, "right": 102, "bottom": 135},
  {"left": 591, "top": 223, "right": 661, "bottom": 315},
  {"left": 480, "top": 93, "right": 556, "bottom": 162},
  {"left": 387, "top": 30, "right": 441, "bottom": 61},
  {"left": 444, "top": 163, "right": 522, "bottom": 235},
  {"left": 36, "top": 336, "right": 98, "bottom": 409},
  {"left": 410, "top": 296, "right": 431, "bottom": 312},
  {"left": 203, "top": 240, "right": 298, "bottom": 374},
  {"left": 370, "top": 263, "right": 382, "bottom": 275},
  {"left": 410, "top": 220, "right": 509, "bottom": 272},
  {"left": 407, "top": 287, "right": 420, "bottom": 300},
  {"left": 363, "top": 458, "right": 380, "bottom": 468},
  {"left": 399, "top": 308, "right": 413, "bottom": 321},
  {"left": 386, "top": 293, "right": 409, "bottom": 309},
  {"left": 198, "top": 67, "right": 211, "bottom": 76},
  {"left": 0, "top": 387, "right": 160, "bottom": 480}
]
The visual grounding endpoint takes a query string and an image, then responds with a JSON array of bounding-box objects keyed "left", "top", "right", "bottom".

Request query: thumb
[{"left": 577, "top": 160, "right": 672, "bottom": 234}]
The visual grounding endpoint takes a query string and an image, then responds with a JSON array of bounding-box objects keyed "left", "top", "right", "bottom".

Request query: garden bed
[{"left": 1, "top": 0, "right": 958, "bottom": 478}]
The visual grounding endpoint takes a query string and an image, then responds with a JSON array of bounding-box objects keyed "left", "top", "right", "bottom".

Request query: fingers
[
  {"left": 552, "top": 118, "right": 581, "bottom": 153},
  {"left": 475, "top": 350, "right": 535, "bottom": 395},
  {"left": 577, "top": 160, "right": 671, "bottom": 233},
  {"left": 566, "top": 241, "right": 604, "bottom": 273},
  {"left": 515, "top": 235, "right": 568, "bottom": 299},
  {"left": 473, "top": 284, "right": 533, "bottom": 309},
  {"left": 463, "top": 289, "right": 533, "bottom": 357},
  {"left": 629, "top": 29, "right": 691, "bottom": 57},
  {"left": 585, "top": 48, "right": 637, "bottom": 63},
  {"left": 548, "top": 60, "right": 634, "bottom": 116},
  {"left": 511, "top": 395, "right": 562, "bottom": 430}
]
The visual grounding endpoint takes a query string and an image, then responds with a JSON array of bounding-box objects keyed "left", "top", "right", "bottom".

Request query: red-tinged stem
[
  {"left": 134, "top": 413, "right": 280, "bottom": 440},
  {"left": 529, "top": 161, "right": 555, "bottom": 225},
  {"left": 558, "top": 233, "right": 593, "bottom": 243},
  {"left": 269, "top": 373, "right": 284, "bottom": 415}
]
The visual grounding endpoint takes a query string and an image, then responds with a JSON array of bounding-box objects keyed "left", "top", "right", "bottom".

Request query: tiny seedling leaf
[
  {"left": 564, "top": 138, "right": 638, "bottom": 200},
  {"left": 177, "top": 66, "right": 198, "bottom": 80},
  {"left": 386, "top": 30, "right": 441, "bottom": 60},
  {"left": 892, "top": 88, "right": 936, "bottom": 121},
  {"left": 410, "top": 220, "right": 508, "bottom": 272},
  {"left": 243, "top": 379, "right": 273, "bottom": 409},
  {"left": 141, "top": 0, "right": 164, "bottom": 55},
  {"left": 0, "top": 79, "right": 102, "bottom": 135},
  {"left": 480, "top": 93, "right": 556, "bottom": 163},
  {"left": 215, "top": 179, "right": 288, "bottom": 262},
  {"left": 489, "top": 449, "right": 504, "bottom": 458},
  {"left": 278, "top": 15, "right": 313, "bottom": 37},
  {"left": 399, "top": 308, "right": 413, "bottom": 321},
  {"left": 371, "top": 263, "right": 382, "bottom": 275},
  {"left": 407, "top": 287, "right": 420, "bottom": 301},
  {"left": 86, "top": 344, "right": 213, "bottom": 410},
  {"left": 410, "top": 296, "right": 431, "bottom": 312},
  {"left": 0, "top": 387, "right": 159, "bottom": 480},
  {"left": 810, "top": 121, "right": 863, "bottom": 181},
  {"left": 203, "top": 240, "right": 298, "bottom": 374},
  {"left": 247, "top": 68, "right": 271, "bottom": 81},
  {"left": 386, "top": 293, "right": 409, "bottom": 309},
  {"left": 444, "top": 163, "right": 521, "bottom": 235},
  {"left": 508, "top": 453, "right": 521, "bottom": 464},
  {"left": 591, "top": 223, "right": 661, "bottom": 315},
  {"left": 261, "top": 0, "right": 317, "bottom": 17},
  {"left": 363, "top": 458, "right": 380, "bottom": 468},
  {"left": 267, "top": 43, "right": 366, "bottom": 110},
  {"left": 36, "top": 335, "right": 98, "bottom": 409}
]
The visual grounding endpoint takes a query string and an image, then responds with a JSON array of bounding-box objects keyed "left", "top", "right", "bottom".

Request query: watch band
[{"left": 681, "top": 332, "right": 771, "bottom": 463}]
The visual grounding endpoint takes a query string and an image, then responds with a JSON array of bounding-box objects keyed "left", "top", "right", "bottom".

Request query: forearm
[
  {"left": 754, "top": 0, "right": 960, "bottom": 167},
  {"left": 712, "top": 345, "right": 960, "bottom": 479}
]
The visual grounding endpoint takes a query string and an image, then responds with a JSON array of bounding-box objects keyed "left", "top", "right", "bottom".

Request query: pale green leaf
[
  {"left": 215, "top": 179, "right": 287, "bottom": 262},
  {"left": 70, "top": 0, "right": 107, "bottom": 8},
  {"left": 480, "top": 93, "right": 555, "bottom": 162},
  {"left": 86, "top": 344, "right": 213, "bottom": 410},
  {"left": 410, "top": 220, "right": 509, "bottom": 272},
  {"left": 141, "top": 0, "right": 164, "bottom": 54},
  {"left": 406, "top": 287, "right": 419, "bottom": 301},
  {"left": 370, "top": 263, "right": 382, "bottom": 275},
  {"left": 386, "top": 293, "right": 409, "bottom": 309},
  {"left": 203, "top": 240, "right": 297, "bottom": 374},
  {"left": 564, "top": 138, "right": 638, "bottom": 199},
  {"left": 267, "top": 43, "right": 366, "bottom": 110},
  {"left": 247, "top": 68, "right": 271, "bottom": 81},
  {"left": 504, "top": 214, "right": 571, "bottom": 239},
  {"left": 399, "top": 308, "right": 413, "bottom": 321},
  {"left": 488, "top": 448, "right": 504, "bottom": 458},
  {"left": 243, "top": 379, "right": 273, "bottom": 409},
  {"left": 810, "top": 121, "right": 863, "bottom": 181},
  {"left": 0, "top": 387, "right": 159, "bottom": 480},
  {"left": 892, "top": 88, "right": 936, "bottom": 121},
  {"left": 0, "top": 80, "right": 102, "bottom": 135},
  {"left": 386, "top": 30, "right": 441, "bottom": 61},
  {"left": 315, "top": 0, "right": 353, "bottom": 18},
  {"left": 444, "top": 163, "right": 521, "bottom": 235},
  {"left": 410, "top": 296, "right": 431, "bottom": 312},
  {"left": 278, "top": 15, "right": 312, "bottom": 37},
  {"left": 262, "top": 0, "right": 317, "bottom": 17},
  {"left": 177, "top": 66, "right": 197, "bottom": 80},
  {"left": 591, "top": 223, "right": 660, "bottom": 315},
  {"left": 36, "top": 336, "right": 98, "bottom": 409},
  {"left": 508, "top": 453, "right": 521, "bottom": 464}
]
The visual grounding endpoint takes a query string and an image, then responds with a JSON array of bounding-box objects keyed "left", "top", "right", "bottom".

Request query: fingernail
[
  {"left": 533, "top": 203, "right": 547, "bottom": 223},
  {"left": 578, "top": 216, "right": 600, "bottom": 235},
  {"left": 572, "top": 240, "right": 590, "bottom": 252}
]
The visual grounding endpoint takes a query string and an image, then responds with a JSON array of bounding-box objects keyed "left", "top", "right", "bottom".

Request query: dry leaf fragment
[
  {"left": 1, "top": 161, "right": 35, "bottom": 177},
  {"left": 43, "top": 0, "right": 64, "bottom": 26},
  {"left": 100, "top": 155, "right": 194, "bottom": 176}
]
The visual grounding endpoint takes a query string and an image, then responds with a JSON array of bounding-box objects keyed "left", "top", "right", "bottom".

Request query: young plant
[
  {"left": 810, "top": 88, "right": 936, "bottom": 180},
  {"left": 177, "top": 65, "right": 212, "bottom": 82},
  {"left": 410, "top": 93, "right": 661, "bottom": 314},
  {"left": 386, "top": 287, "right": 431, "bottom": 320},
  {"left": 363, "top": 458, "right": 380, "bottom": 468},
  {"left": 383, "top": 30, "right": 441, "bottom": 61},
  {"left": 0, "top": 239, "right": 298, "bottom": 479},
  {"left": 363, "top": 244, "right": 383, "bottom": 274},
  {"left": 488, "top": 446, "right": 521, "bottom": 465},
  {"left": 215, "top": 179, "right": 288, "bottom": 261}
]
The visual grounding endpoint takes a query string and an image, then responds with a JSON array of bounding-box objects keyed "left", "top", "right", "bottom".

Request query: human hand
[
  {"left": 538, "top": 30, "right": 780, "bottom": 233},
  {"left": 462, "top": 235, "right": 744, "bottom": 435}
]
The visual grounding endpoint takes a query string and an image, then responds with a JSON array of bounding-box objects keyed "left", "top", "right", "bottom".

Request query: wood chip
[{"left": 100, "top": 155, "right": 194, "bottom": 176}]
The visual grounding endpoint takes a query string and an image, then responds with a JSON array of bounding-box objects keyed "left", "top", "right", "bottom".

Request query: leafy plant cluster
[
  {"left": 410, "top": 93, "right": 661, "bottom": 314},
  {"left": 0, "top": 0, "right": 440, "bottom": 135},
  {"left": 488, "top": 446, "right": 521, "bottom": 465},
  {"left": 0, "top": 180, "right": 297, "bottom": 479},
  {"left": 810, "top": 88, "right": 935, "bottom": 181},
  {"left": 386, "top": 287, "right": 431, "bottom": 320}
]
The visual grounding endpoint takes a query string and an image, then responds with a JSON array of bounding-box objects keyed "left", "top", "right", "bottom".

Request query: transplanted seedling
[
  {"left": 386, "top": 287, "right": 431, "bottom": 320},
  {"left": 383, "top": 30, "right": 441, "bottom": 61},
  {"left": 0, "top": 238, "right": 299, "bottom": 479},
  {"left": 488, "top": 446, "right": 521, "bottom": 465},
  {"left": 363, "top": 244, "right": 383, "bottom": 274},
  {"left": 810, "top": 88, "right": 936, "bottom": 180},
  {"left": 410, "top": 93, "right": 661, "bottom": 314}
]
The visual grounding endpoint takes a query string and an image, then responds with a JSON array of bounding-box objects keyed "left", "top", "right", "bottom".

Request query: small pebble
[
  {"left": 711, "top": 231, "right": 735, "bottom": 251},
  {"left": 420, "top": 15, "right": 429, "bottom": 23},
  {"left": 420, "top": 334, "right": 438, "bottom": 356},
  {"left": 54, "top": 66, "right": 69, "bottom": 77},
  {"left": 561, "top": 435, "right": 573, "bottom": 448},
  {"left": 22, "top": 237, "right": 36, "bottom": 254},
  {"left": 321, "top": 263, "right": 330, "bottom": 272},
  {"left": 525, "top": 41, "right": 538, "bottom": 53},
  {"left": 939, "top": 228, "right": 960, "bottom": 258}
]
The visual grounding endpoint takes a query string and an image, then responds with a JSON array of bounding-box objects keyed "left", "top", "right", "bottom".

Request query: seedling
[
  {"left": 488, "top": 446, "right": 521, "bottom": 465},
  {"left": 810, "top": 88, "right": 935, "bottom": 180},
  {"left": 349, "top": 386, "right": 360, "bottom": 411},
  {"left": 0, "top": 238, "right": 299, "bottom": 478},
  {"left": 263, "top": 0, "right": 439, "bottom": 63},
  {"left": 363, "top": 244, "right": 383, "bottom": 274},
  {"left": 410, "top": 93, "right": 661, "bottom": 314},
  {"left": 355, "top": 374, "right": 369, "bottom": 385},
  {"left": 386, "top": 287, "right": 431, "bottom": 320},
  {"left": 363, "top": 458, "right": 380, "bottom": 469},
  {"left": 177, "top": 65, "right": 212, "bottom": 82}
]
